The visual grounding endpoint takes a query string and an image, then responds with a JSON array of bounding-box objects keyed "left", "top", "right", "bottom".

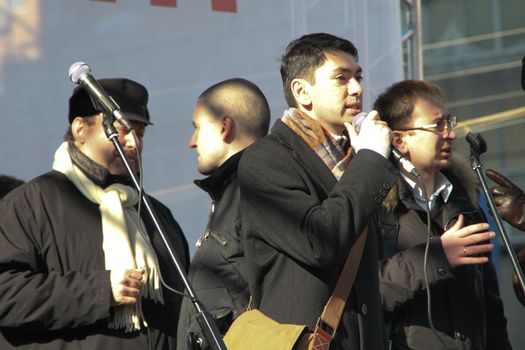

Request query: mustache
[{"left": 114, "top": 151, "right": 140, "bottom": 162}]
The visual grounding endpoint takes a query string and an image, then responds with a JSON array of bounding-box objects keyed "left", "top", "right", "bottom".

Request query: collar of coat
[
  {"left": 381, "top": 153, "right": 479, "bottom": 211},
  {"left": 67, "top": 141, "right": 134, "bottom": 188},
  {"left": 194, "top": 150, "right": 243, "bottom": 201},
  {"left": 271, "top": 119, "right": 340, "bottom": 194}
]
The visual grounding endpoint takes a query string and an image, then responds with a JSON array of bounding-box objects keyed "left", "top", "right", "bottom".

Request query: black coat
[
  {"left": 176, "top": 152, "right": 249, "bottom": 350},
  {"left": 238, "top": 120, "right": 399, "bottom": 350},
  {"left": 0, "top": 171, "right": 189, "bottom": 349},
  {"left": 375, "top": 165, "right": 511, "bottom": 350}
]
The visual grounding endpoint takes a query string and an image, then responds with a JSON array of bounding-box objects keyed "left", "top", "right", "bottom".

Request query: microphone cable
[
  {"left": 417, "top": 174, "right": 448, "bottom": 348},
  {"left": 131, "top": 130, "right": 218, "bottom": 350},
  {"left": 132, "top": 129, "right": 190, "bottom": 298}
]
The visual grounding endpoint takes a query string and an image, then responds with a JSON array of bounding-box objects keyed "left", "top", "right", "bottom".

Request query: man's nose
[
  {"left": 122, "top": 130, "right": 139, "bottom": 149},
  {"left": 348, "top": 77, "right": 363, "bottom": 97},
  {"left": 443, "top": 126, "right": 456, "bottom": 140},
  {"left": 188, "top": 132, "right": 197, "bottom": 149}
]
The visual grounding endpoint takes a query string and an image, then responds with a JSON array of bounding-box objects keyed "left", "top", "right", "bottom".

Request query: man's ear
[
  {"left": 291, "top": 78, "right": 312, "bottom": 107},
  {"left": 222, "top": 115, "right": 236, "bottom": 143},
  {"left": 71, "top": 117, "right": 86, "bottom": 144},
  {"left": 393, "top": 130, "right": 408, "bottom": 156}
]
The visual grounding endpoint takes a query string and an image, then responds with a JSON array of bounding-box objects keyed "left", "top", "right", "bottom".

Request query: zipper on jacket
[
  {"left": 195, "top": 229, "right": 228, "bottom": 247},
  {"left": 196, "top": 230, "right": 210, "bottom": 247},
  {"left": 196, "top": 201, "right": 215, "bottom": 247},
  {"left": 454, "top": 331, "right": 465, "bottom": 350},
  {"left": 195, "top": 201, "right": 228, "bottom": 247},
  {"left": 209, "top": 230, "right": 227, "bottom": 246}
]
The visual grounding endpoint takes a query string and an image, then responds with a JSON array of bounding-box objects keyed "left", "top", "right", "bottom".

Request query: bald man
[{"left": 177, "top": 78, "right": 270, "bottom": 350}]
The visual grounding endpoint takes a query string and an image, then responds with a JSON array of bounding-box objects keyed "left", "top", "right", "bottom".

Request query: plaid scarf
[{"left": 281, "top": 108, "right": 352, "bottom": 180}]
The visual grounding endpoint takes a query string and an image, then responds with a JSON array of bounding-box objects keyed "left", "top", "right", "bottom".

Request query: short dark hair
[
  {"left": 0, "top": 175, "right": 24, "bottom": 199},
  {"left": 198, "top": 78, "right": 270, "bottom": 138},
  {"left": 373, "top": 80, "right": 445, "bottom": 130},
  {"left": 280, "top": 33, "right": 359, "bottom": 107}
]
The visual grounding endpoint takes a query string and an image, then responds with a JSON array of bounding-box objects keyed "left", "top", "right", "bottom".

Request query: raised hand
[
  {"left": 345, "top": 110, "right": 392, "bottom": 158},
  {"left": 441, "top": 214, "right": 495, "bottom": 268},
  {"left": 486, "top": 168, "right": 525, "bottom": 231}
]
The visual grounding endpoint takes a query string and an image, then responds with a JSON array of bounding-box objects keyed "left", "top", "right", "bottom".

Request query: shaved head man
[
  {"left": 189, "top": 78, "right": 270, "bottom": 174},
  {"left": 177, "top": 78, "right": 270, "bottom": 350}
]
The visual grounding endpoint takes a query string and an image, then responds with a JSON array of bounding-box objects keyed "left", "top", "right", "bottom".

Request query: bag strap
[{"left": 316, "top": 227, "right": 368, "bottom": 338}]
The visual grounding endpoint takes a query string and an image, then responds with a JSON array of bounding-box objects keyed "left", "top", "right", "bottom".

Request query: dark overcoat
[
  {"left": 0, "top": 171, "right": 189, "bottom": 349},
  {"left": 238, "top": 120, "right": 399, "bottom": 350}
]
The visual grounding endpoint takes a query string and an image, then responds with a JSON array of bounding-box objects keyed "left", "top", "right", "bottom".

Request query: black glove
[
  {"left": 486, "top": 169, "right": 525, "bottom": 231},
  {"left": 487, "top": 169, "right": 525, "bottom": 306}
]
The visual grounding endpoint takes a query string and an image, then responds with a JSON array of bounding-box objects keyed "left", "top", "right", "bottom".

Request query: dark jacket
[
  {"left": 375, "top": 158, "right": 511, "bottom": 350},
  {"left": 238, "top": 120, "right": 399, "bottom": 350},
  {"left": 176, "top": 152, "right": 249, "bottom": 350},
  {"left": 0, "top": 171, "right": 189, "bottom": 349}
]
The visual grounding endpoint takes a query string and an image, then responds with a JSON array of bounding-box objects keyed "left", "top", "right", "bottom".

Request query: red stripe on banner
[
  {"left": 211, "top": 0, "right": 237, "bottom": 13},
  {"left": 151, "top": 0, "right": 177, "bottom": 7}
]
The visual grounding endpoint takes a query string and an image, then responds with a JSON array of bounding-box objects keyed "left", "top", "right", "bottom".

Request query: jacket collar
[
  {"left": 385, "top": 154, "right": 481, "bottom": 228},
  {"left": 194, "top": 151, "right": 243, "bottom": 201},
  {"left": 382, "top": 153, "right": 479, "bottom": 211},
  {"left": 67, "top": 141, "right": 133, "bottom": 188},
  {"left": 400, "top": 171, "right": 453, "bottom": 211},
  {"left": 271, "top": 119, "right": 337, "bottom": 194}
]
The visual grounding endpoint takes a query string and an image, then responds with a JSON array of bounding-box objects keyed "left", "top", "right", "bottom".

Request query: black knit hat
[{"left": 68, "top": 78, "right": 152, "bottom": 125}]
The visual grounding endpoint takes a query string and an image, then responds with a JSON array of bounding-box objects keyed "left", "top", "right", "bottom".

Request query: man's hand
[
  {"left": 345, "top": 110, "right": 392, "bottom": 158},
  {"left": 110, "top": 268, "right": 145, "bottom": 306},
  {"left": 486, "top": 168, "right": 525, "bottom": 231},
  {"left": 441, "top": 214, "right": 495, "bottom": 268}
]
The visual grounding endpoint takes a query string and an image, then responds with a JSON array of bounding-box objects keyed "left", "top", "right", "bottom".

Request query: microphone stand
[
  {"left": 102, "top": 117, "right": 228, "bottom": 350},
  {"left": 466, "top": 132, "right": 525, "bottom": 292}
]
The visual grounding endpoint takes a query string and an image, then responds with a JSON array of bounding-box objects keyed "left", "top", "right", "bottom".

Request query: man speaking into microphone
[
  {"left": 0, "top": 77, "right": 189, "bottom": 349},
  {"left": 238, "top": 33, "right": 399, "bottom": 350},
  {"left": 372, "top": 80, "right": 511, "bottom": 349}
]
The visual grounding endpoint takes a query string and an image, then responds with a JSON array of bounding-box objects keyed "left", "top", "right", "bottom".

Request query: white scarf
[{"left": 52, "top": 142, "right": 163, "bottom": 332}]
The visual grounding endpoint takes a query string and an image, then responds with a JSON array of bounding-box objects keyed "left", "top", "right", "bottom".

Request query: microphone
[
  {"left": 521, "top": 56, "right": 525, "bottom": 91},
  {"left": 352, "top": 112, "right": 419, "bottom": 176},
  {"left": 68, "top": 62, "right": 132, "bottom": 130}
]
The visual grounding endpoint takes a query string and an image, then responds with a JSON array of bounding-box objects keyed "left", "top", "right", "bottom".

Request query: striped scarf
[{"left": 281, "top": 108, "right": 352, "bottom": 180}]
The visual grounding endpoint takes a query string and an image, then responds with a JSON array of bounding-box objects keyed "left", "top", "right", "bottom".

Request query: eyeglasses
[{"left": 397, "top": 115, "right": 457, "bottom": 134}]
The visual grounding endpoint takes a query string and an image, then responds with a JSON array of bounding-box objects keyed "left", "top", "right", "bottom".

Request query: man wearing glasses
[{"left": 371, "top": 80, "right": 511, "bottom": 349}]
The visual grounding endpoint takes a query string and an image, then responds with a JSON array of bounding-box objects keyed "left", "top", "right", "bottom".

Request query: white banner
[{"left": 0, "top": 0, "right": 403, "bottom": 253}]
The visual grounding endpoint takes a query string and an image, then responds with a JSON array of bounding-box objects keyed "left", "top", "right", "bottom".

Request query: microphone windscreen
[
  {"left": 352, "top": 112, "right": 368, "bottom": 132},
  {"left": 69, "top": 62, "right": 90, "bottom": 84}
]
